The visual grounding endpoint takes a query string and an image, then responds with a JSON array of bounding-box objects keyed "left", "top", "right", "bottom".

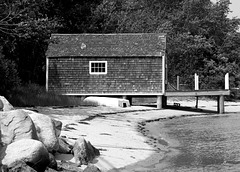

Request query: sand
[{"left": 37, "top": 99, "right": 240, "bottom": 172}]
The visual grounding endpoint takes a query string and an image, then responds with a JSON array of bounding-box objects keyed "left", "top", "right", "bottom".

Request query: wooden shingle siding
[{"left": 48, "top": 57, "right": 162, "bottom": 94}]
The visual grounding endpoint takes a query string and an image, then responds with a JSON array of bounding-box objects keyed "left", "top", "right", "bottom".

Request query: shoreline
[{"left": 35, "top": 99, "right": 240, "bottom": 171}]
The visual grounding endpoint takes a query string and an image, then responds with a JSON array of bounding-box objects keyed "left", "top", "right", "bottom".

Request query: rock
[
  {"left": 0, "top": 96, "right": 14, "bottom": 111},
  {"left": 72, "top": 137, "right": 100, "bottom": 166},
  {"left": 0, "top": 139, "right": 50, "bottom": 172},
  {"left": 0, "top": 99, "right": 3, "bottom": 111},
  {"left": 52, "top": 119, "right": 62, "bottom": 137},
  {"left": 57, "top": 160, "right": 82, "bottom": 172},
  {"left": 87, "top": 141, "right": 100, "bottom": 157},
  {"left": 0, "top": 109, "right": 38, "bottom": 145},
  {"left": 45, "top": 167, "right": 81, "bottom": 172},
  {"left": 58, "top": 137, "right": 73, "bottom": 154},
  {"left": 24, "top": 109, "right": 59, "bottom": 152},
  {"left": 83, "top": 165, "right": 101, "bottom": 172},
  {"left": 1, "top": 161, "right": 37, "bottom": 172},
  {"left": 48, "top": 153, "right": 58, "bottom": 170},
  {"left": 44, "top": 167, "right": 58, "bottom": 172}
]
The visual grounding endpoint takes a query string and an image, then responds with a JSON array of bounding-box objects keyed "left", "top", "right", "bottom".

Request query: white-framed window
[{"left": 89, "top": 61, "right": 107, "bottom": 75}]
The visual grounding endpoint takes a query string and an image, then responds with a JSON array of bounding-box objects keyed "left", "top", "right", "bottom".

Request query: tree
[
  {"left": 50, "top": 0, "right": 101, "bottom": 33},
  {"left": 166, "top": 0, "right": 240, "bottom": 89},
  {"left": 0, "top": 46, "right": 20, "bottom": 96},
  {"left": 0, "top": 0, "right": 59, "bottom": 84},
  {"left": 90, "top": 0, "right": 183, "bottom": 33}
]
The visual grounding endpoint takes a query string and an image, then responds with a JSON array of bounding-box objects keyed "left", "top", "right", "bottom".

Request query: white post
[
  {"left": 177, "top": 76, "right": 180, "bottom": 90},
  {"left": 225, "top": 73, "right": 229, "bottom": 90},
  {"left": 162, "top": 55, "right": 166, "bottom": 94},
  {"left": 46, "top": 57, "right": 49, "bottom": 92},
  {"left": 195, "top": 73, "right": 199, "bottom": 90}
]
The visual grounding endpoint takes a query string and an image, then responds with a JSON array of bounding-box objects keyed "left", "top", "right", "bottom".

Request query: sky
[
  {"left": 227, "top": 0, "right": 240, "bottom": 19},
  {"left": 211, "top": 0, "right": 240, "bottom": 31},
  {"left": 211, "top": 0, "right": 240, "bottom": 19}
]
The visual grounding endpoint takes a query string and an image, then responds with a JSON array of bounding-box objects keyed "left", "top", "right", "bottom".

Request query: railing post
[
  {"left": 177, "top": 76, "right": 180, "bottom": 90},
  {"left": 195, "top": 73, "right": 199, "bottom": 90},
  {"left": 225, "top": 73, "right": 229, "bottom": 90}
]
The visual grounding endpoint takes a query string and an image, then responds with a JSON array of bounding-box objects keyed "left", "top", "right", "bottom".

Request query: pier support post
[
  {"left": 163, "top": 96, "right": 167, "bottom": 107},
  {"left": 195, "top": 96, "right": 199, "bottom": 108},
  {"left": 127, "top": 96, "right": 132, "bottom": 105},
  {"left": 157, "top": 96, "right": 163, "bottom": 109},
  {"left": 217, "top": 95, "right": 225, "bottom": 114}
]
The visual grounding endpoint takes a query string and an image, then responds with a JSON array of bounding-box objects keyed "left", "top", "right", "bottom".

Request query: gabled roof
[{"left": 46, "top": 33, "right": 166, "bottom": 57}]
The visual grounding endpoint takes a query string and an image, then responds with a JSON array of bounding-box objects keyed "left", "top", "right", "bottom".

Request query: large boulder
[
  {"left": 1, "top": 161, "right": 37, "bottom": 172},
  {"left": 0, "top": 99, "right": 3, "bottom": 111},
  {"left": 72, "top": 137, "right": 100, "bottom": 166},
  {"left": 23, "top": 110, "right": 59, "bottom": 152},
  {"left": 57, "top": 161, "right": 81, "bottom": 172},
  {"left": 52, "top": 119, "right": 62, "bottom": 137},
  {"left": 0, "top": 96, "right": 14, "bottom": 111},
  {"left": 58, "top": 137, "right": 73, "bottom": 154},
  {"left": 0, "top": 139, "right": 50, "bottom": 172},
  {"left": 0, "top": 109, "right": 38, "bottom": 145},
  {"left": 48, "top": 153, "right": 58, "bottom": 170}
]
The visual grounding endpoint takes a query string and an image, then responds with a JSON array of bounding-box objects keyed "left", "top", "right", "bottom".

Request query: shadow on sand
[
  {"left": 136, "top": 103, "right": 217, "bottom": 114},
  {"left": 164, "top": 105, "right": 217, "bottom": 114}
]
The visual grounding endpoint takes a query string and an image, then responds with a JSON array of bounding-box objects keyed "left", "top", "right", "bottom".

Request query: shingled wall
[{"left": 48, "top": 57, "right": 162, "bottom": 94}]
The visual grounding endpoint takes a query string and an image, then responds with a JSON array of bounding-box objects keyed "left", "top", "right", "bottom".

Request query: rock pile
[{"left": 0, "top": 96, "right": 101, "bottom": 172}]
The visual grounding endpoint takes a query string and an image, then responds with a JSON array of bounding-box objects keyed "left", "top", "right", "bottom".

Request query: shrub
[{"left": 8, "top": 84, "right": 97, "bottom": 107}]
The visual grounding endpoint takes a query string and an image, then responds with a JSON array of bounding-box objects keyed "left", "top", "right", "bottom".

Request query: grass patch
[{"left": 7, "top": 84, "right": 97, "bottom": 107}]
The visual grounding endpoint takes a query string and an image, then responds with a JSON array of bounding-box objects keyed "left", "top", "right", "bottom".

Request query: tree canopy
[{"left": 0, "top": 0, "right": 240, "bottom": 96}]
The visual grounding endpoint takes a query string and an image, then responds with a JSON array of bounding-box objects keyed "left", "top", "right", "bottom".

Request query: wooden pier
[{"left": 157, "top": 90, "right": 230, "bottom": 114}]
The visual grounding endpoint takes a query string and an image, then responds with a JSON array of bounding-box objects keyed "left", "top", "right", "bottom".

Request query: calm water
[{"left": 156, "top": 114, "right": 240, "bottom": 172}]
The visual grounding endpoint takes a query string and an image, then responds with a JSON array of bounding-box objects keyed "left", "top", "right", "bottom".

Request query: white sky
[
  {"left": 211, "top": 0, "right": 240, "bottom": 31},
  {"left": 228, "top": 0, "right": 240, "bottom": 19},
  {"left": 211, "top": 0, "right": 240, "bottom": 19}
]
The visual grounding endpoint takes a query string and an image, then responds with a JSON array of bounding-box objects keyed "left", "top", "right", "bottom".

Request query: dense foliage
[{"left": 0, "top": 0, "right": 240, "bottom": 97}]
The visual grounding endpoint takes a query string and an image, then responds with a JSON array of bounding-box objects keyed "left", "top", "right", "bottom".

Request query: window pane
[{"left": 90, "top": 62, "right": 107, "bottom": 74}]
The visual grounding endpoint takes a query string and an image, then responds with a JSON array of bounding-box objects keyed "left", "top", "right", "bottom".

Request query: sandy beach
[{"left": 36, "top": 98, "right": 240, "bottom": 172}]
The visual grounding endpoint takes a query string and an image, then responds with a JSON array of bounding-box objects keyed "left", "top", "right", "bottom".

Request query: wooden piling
[
  {"left": 217, "top": 95, "right": 224, "bottom": 114},
  {"left": 157, "top": 96, "right": 163, "bottom": 109}
]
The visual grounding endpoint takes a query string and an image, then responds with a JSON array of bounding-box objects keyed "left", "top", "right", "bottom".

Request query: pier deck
[{"left": 160, "top": 90, "right": 231, "bottom": 114}]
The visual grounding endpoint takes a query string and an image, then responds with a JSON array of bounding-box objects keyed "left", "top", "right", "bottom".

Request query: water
[{"left": 153, "top": 114, "right": 240, "bottom": 172}]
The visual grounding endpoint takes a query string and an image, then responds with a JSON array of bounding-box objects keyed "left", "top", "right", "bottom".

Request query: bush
[{"left": 8, "top": 84, "right": 97, "bottom": 107}]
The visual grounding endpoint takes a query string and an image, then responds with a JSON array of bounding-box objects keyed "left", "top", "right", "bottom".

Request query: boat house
[{"left": 46, "top": 33, "right": 167, "bottom": 108}]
